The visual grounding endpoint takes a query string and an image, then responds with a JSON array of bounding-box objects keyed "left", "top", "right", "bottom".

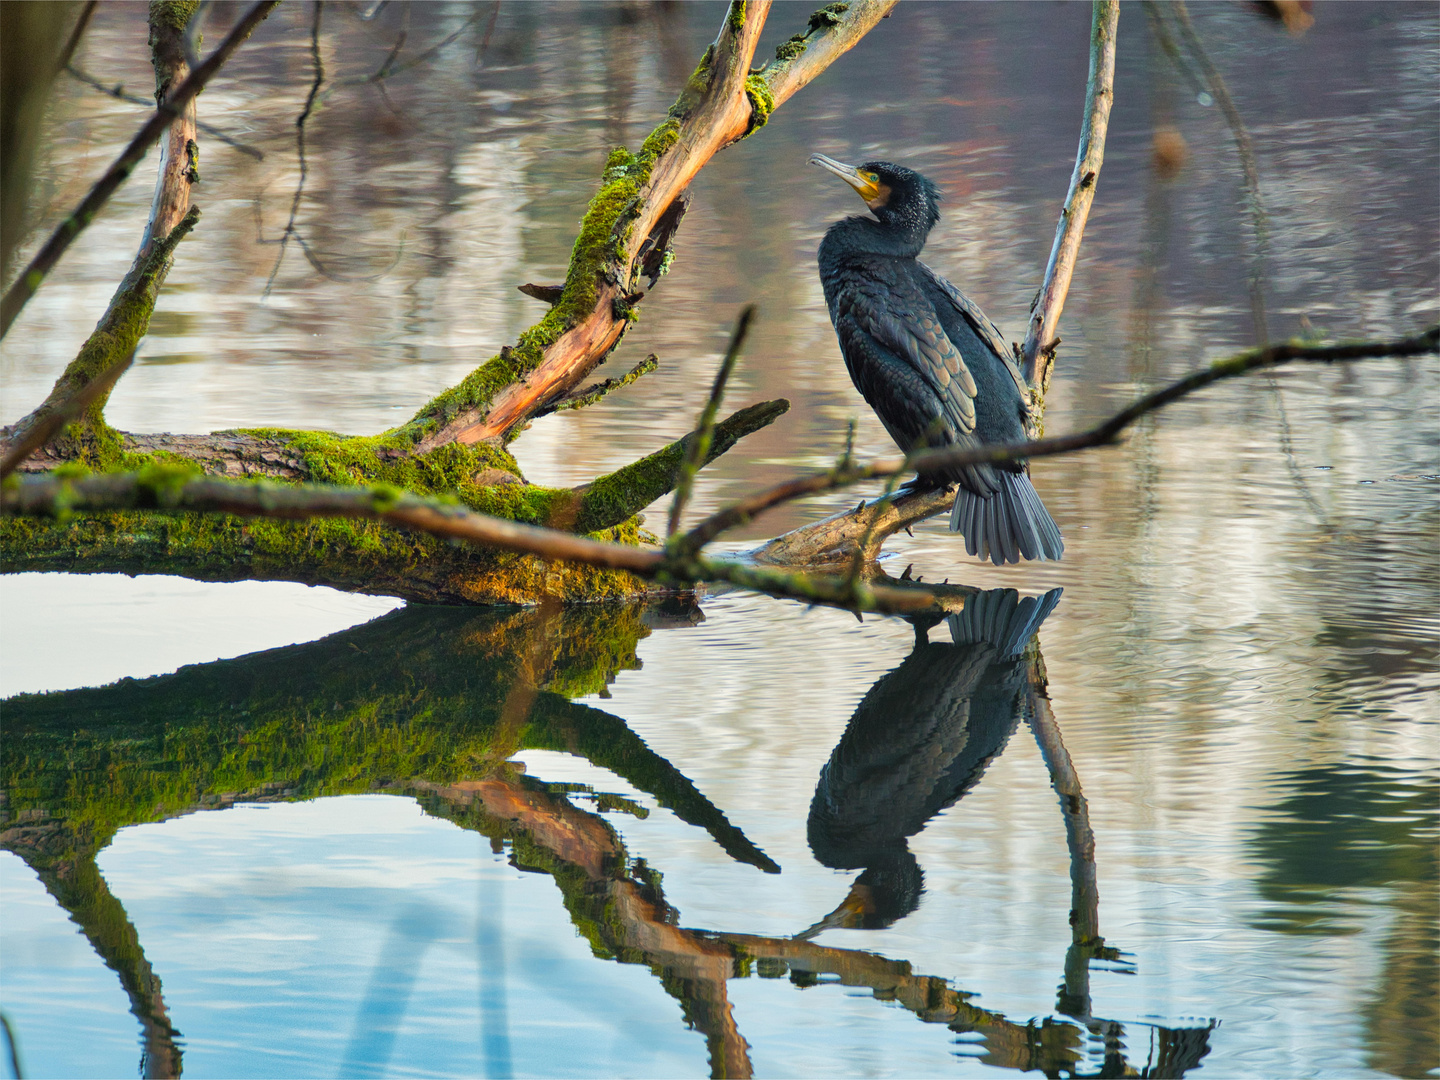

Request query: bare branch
[
  {"left": 64, "top": 64, "right": 265, "bottom": 159},
  {"left": 1020, "top": 0, "right": 1119, "bottom": 397},
  {"left": 53, "top": 1, "right": 98, "bottom": 77},
  {"left": 698, "top": 328, "right": 1440, "bottom": 559},
  {"left": 1168, "top": 0, "right": 1270, "bottom": 343},
  {"left": 750, "top": 487, "right": 952, "bottom": 567},
  {"left": 263, "top": 0, "right": 325, "bottom": 298},
  {"left": 327, "top": 4, "right": 486, "bottom": 92},
  {"left": 0, "top": 0, "right": 278, "bottom": 338}
]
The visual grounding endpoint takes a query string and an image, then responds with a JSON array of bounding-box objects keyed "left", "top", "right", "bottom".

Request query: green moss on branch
[
  {"left": 572, "top": 399, "right": 789, "bottom": 535},
  {"left": 29, "top": 207, "right": 200, "bottom": 460},
  {"left": 0, "top": 510, "right": 650, "bottom": 606},
  {"left": 743, "top": 74, "right": 776, "bottom": 137},
  {"left": 401, "top": 49, "right": 715, "bottom": 446}
]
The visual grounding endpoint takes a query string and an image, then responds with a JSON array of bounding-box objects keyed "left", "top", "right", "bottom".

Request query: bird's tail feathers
[
  {"left": 948, "top": 471, "right": 1063, "bottom": 565},
  {"left": 948, "top": 586, "right": 1063, "bottom": 659}
]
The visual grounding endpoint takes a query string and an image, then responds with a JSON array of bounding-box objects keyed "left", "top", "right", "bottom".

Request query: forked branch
[{"left": 405, "top": 0, "right": 897, "bottom": 452}]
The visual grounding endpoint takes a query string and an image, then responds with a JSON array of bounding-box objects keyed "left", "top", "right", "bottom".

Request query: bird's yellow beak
[{"left": 810, "top": 153, "right": 885, "bottom": 206}]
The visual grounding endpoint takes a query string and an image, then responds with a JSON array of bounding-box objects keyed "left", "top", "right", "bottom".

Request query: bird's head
[{"left": 809, "top": 154, "right": 940, "bottom": 241}]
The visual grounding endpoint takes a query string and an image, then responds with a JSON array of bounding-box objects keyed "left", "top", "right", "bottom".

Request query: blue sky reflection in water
[{"left": 1, "top": 1, "right": 1438, "bottom": 1078}]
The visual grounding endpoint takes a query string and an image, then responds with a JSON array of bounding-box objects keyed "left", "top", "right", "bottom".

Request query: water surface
[{"left": 2, "top": 3, "right": 1437, "bottom": 1077}]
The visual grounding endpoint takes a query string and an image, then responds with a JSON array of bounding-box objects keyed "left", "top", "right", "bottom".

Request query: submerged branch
[
  {"left": 0, "top": 0, "right": 278, "bottom": 338},
  {"left": 1020, "top": 0, "right": 1119, "bottom": 400}
]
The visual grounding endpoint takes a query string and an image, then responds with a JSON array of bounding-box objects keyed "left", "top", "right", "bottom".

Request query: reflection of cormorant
[
  {"left": 802, "top": 588, "right": 1062, "bottom": 936},
  {"left": 811, "top": 154, "right": 1063, "bottom": 565}
]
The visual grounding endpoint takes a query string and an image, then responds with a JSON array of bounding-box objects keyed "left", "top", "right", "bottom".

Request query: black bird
[
  {"left": 810, "top": 154, "right": 1064, "bottom": 565},
  {"left": 801, "top": 587, "right": 1063, "bottom": 936}
]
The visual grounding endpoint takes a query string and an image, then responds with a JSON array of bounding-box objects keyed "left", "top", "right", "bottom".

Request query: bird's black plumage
[{"left": 810, "top": 155, "right": 1064, "bottom": 565}]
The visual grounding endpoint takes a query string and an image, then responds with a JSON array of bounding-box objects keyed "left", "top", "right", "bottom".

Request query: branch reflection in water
[{"left": 1, "top": 594, "right": 1215, "bottom": 1077}]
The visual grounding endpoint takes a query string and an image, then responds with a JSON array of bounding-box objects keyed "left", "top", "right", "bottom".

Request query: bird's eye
[{"left": 861, "top": 171, "right": 878, "bottom": 183}]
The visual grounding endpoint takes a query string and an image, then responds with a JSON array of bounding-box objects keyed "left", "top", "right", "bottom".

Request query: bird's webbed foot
[{"left": 896, "top": 475, "right": 949, "bottom": 498}]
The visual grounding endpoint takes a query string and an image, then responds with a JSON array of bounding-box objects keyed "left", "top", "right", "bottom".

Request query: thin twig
[
  {"left": 180, "top": 0, "right": 212, "bottom": 71},
  {"left": 684, "top": 328, "right": 1440, "bottom": 548},
  {"left": 666, "top": 306, "right": 754, "bottom": 540},
  {"left": 1168, "top": 0, "right": 1269, "bottom": 343},
  {"left": 65, "top": 64, "right": 265, "bottom": 160},
  {"left": 1020, "top": 0, "right": 1120, "bottom": 399},
  {"left": 0, "top": 0, "right": 279, "bottom": 338},
  {"left": 264, "top": 0, "right": 325, "bottom": 299},
  {"left": 326, "top": 5, "right": 486, "bottom": 94},
  {"left": 53, "top": 1, "right": 98, "bottom": 77},
  {"left": 477, "top": 1, "right": 501, "bottom": 67},
  {"left": 534, "top": 354, "right": 659, "bottom": 418}
]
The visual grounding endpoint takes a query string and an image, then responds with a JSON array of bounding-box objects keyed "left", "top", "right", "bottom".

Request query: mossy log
[
  {"left": 0, "top": 399, "right": 790, "bottom": 603},
  {"left": 1, "top": 1, "right": 897, "bottom": 605}
]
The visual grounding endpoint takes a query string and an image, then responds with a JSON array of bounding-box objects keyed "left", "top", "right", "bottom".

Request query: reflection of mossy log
[{"left": 0, "top": 602, "right": 774, "bottom": 871}]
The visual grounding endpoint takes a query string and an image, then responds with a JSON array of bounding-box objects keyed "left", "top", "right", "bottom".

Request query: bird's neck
[{"left": 820, "top": 215, "right": 930, "bottom": 261}]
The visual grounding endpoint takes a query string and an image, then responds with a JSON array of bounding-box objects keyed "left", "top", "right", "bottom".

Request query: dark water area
[{"left": 1, "top": 2, "right": 1438, "bottom": 1078}]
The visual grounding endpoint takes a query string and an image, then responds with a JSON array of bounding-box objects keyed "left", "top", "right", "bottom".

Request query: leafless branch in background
[
  {"left": 0, "top": 0, "right": 279, "bottom": 337},
  {"left": 263, "top": 1, "right": 326, "bottom": 298},
  {"left": 1020, "top": 0, "right": 1119, "bottom": 403}
]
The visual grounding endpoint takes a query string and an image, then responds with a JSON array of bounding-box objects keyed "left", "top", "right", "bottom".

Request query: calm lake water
[{"left": 2, "top": 2, "right": 1438, "bottom": 1078}]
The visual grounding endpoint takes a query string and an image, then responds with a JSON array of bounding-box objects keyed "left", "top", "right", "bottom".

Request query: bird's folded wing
[
  {"left": 920, "top": 263, "right": 1032, "bottom": 404},
  {"left": 837, "top": 276, "right": 979, "bottom": 435}
]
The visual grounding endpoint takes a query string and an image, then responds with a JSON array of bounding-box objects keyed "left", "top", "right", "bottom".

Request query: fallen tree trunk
[{"left": 0, "top": 2, "right": 898, "bottom": 605}]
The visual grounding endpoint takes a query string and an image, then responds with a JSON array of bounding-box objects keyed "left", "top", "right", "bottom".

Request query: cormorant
[{"left": 810, "top": 154, "right": 1064, "bottom": 565}]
